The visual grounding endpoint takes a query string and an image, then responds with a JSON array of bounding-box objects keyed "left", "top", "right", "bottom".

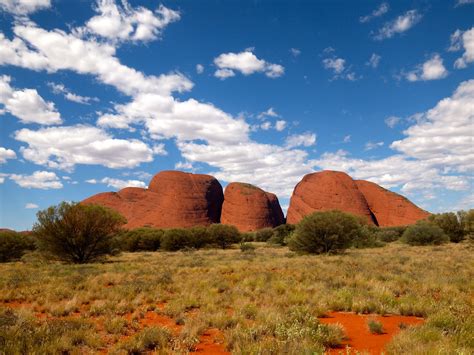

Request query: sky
[{"left": 0, "top": 0, "right": 473, "bottom": 231}]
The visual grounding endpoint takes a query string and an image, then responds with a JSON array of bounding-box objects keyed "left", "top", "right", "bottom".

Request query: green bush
[
  {"left": 352, "top": 225, "right": 384, "bottom": 248},
  {"left": 33, "top": 202, "right": 126, "bottom": 263},
  {"left": 240, "top": 232, "right": 256, "bottom": 242},
  {"left": 401, "top": 221, "right": 449, "bottom": 246},
  {"left": 120, "top": 228, "right": 163, "bottom": 251},
  {"left": 289, "top": 210, "right": 362, "bottom": 254},
  {"left": 268, "top": 224, "right": 295, "bottom": 245},
  {"left": 0, "top": 230, "right": 35, "bottom": 262},
  {"left": 160, "top": 229, "right": 194, "bottom": 251},
  {"left": 208, "top": 224, "right": 241, "bottom": 249},
  {"left": 188, "top": 226, "right": 212, "bottom": 248},
  {"left": 376, "top": 226, "right": 406, "bottom": 242},
  {"left": 255, "top": 228, "right": 274, "bottom": 242},
  {"left": 429, "top": 212, "right": 464, "bottom": 243}
]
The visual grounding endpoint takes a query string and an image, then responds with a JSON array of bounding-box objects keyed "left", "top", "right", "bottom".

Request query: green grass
[{"left": 0, "top": 242, "right": 472, "bottom": 353}]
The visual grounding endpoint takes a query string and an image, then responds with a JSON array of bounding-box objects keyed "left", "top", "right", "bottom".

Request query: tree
[
  {"left": 0, "top": 230, "right": 35, "bottom": 262},
  {"left": 208, "top": 224, "right": 241, "bottom": 249},
  {"left": 289, "top": 210, "right": 362, "bottom": 254},
  {"left": 401, "top": 221, "right": 449, "bottom": 246},
  {"left": 33, "top": 202, "right": 126, "bottom": 263},
  {"left": 428, "top": 212, "right": 464, "bottom": 243}
]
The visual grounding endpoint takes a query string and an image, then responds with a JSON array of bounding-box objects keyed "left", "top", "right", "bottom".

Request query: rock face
[
  {"left": 82, "top": 171, "right": 224, "bottom": 229},
  {"left": 287, "top": 171, "right": 376, "bottom": 225},
  {"left": 221, "top": 183, "right": 285, "bottom": 232},
  {"left": 355, "top": 180, "right": 430, "bottom": 227}
]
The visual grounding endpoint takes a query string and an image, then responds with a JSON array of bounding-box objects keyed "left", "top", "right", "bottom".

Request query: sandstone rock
[
  {"left": 355, "top": 180, "right": 430, "bottom": 227},
  {"left": 82, "top": 171, "right": 224, "bottom": 229},
  {"left": 286, "top": 170, "right": 376, "bottom": 225},
  {"left": 221, "top": 182, "right": 285, "bottom": 232}
]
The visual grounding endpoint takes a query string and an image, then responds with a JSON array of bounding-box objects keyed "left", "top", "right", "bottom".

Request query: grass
[
  {"left": 0, "top": 242, "right": 472, "bottom": 353},
  {"left": 368, "top": 319, "right": 384, "bottom": 334}
]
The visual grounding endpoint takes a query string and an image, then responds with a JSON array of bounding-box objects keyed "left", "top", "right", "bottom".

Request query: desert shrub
[
  {"left": 240, "top": 232, "right": 256, "bottom": 242},
  {"left": 120, "top": 228, "right": 163, "bottom": 251},
  {"left": 268, "top": 224, "right": 295, "bottom": 245},
  {"left": 207, "top": 224, "right": 241, "bottom": 249},
  {"left": 457, "top": 209, "right": 474, "bottom": 242},
  {"left": 0, "top": 230, "right": 35, "bottom": 262},
  {"left": 255, "top": 228, "right": 274, "bottom": 242},
  {"left": 368, "top": 319, "right": 384, "bottom": 334},
  {"left": 160, "top": 229, "right": 194, "bottom": 251},
  {"left": 352, "top": 225, "right": 384, "bottom": 248},
  {"left": 401, "top": 221, "right": 449, "bottom": 246},
  {"left": 377, "top": 227, "right": 405, "bottom": 242},
  {"left": 289, "top": 210, "right": 362, "bottom": 254},
  {"left": 33, "top": 202, "right": 125, "bottom": 264},
  {"left": 429, "top": 212, "right": 464, "bottom": 243},
  {"left": 240, "top": 242, "right": 256, "bottom": 253},
  {"left": 188, "top": 226, "right": 212, "bottom": 248}
]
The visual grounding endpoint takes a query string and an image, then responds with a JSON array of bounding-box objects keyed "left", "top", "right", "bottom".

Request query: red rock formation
[
  {"left": 221, "top": 182, "right": 285, "bottom": 232},
  {"left": 82, "top": 171, "right": 224, "bottom": 229},
  {"left": 355, "top": 180, "right": 430, "bottom": 227},
  {"left": 286, "top": 171, "right": 376, "bottom": 225}
]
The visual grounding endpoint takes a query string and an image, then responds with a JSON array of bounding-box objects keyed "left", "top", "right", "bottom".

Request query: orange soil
[{"left": 319, "top": 312, "right": 424, "bottom": 355}]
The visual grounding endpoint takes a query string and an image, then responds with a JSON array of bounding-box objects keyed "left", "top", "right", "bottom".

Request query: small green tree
[
  {"left": 428, "top": 212, "right": 464, "bottom": 243},
  {"left": 401, "top": 221, "right": 449, "bottom": 246},
  {"left": 0, "top": 230, "right": 35, "bottom": 262},
  {"left": 33, "top": 202, "right": 126, "bottom": 263},
  {"left": 161, "top": 229, "right": 194, "bottom": 251},
  {"left": 208, "top": 224, "right": 241, "bottom": 249},
  {"left": 458, "top": 209, "right": 474, "bottom": 242},
  {"left": 289, "top": 210, "right": 362, "bottom": 254},
  {"left": 268, "top": 224, "right": 295, "bottom": 245},
  {"left": 255, "top": 228, "right": 274, "bottom": 242},
  {"left": 120, "top": 228, "right": 163, "bottom": 251}
]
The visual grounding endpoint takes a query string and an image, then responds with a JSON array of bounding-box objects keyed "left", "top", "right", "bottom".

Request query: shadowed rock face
[
  {"left": 286, "top": 171, "right": 377, "bottom": 225},
  {"left": 355, "top": 180, "right": 430, "bottom": 227},
  {"left": 221, "top": 182, "right": 285, "bottom": 232},
  {"left": 82, "top": 171, "right": 224, "bottom": 229}
]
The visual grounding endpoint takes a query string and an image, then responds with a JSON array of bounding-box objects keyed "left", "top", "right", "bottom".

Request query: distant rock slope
[
  {"left": 287, "top": 170, "right": 428, "bottom": 226},
  {"left": 286, "top": 171, "right": 377, "bottom": 225},
  {"left": 221, "top": 182, "right": 285, "bottom": 232},
  {"left": 355, "top": 180, "right": 430, "bottom": 227},
  {"left": 82, "top": 171, "right": 224, "bottom": 229}
]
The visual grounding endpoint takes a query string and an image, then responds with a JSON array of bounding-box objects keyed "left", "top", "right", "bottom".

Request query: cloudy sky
[{"left": 0, "top": 0, "right": 473, "bottom": 230}]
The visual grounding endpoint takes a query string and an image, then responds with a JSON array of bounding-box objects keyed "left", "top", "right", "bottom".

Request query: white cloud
[
  {"left": 455, "top": 0, "right": 474, "bottom": 6},
  {"left": 385, "top": 116, "right": 401, "bottom": 128},
  {"left": 0, "top": 0, "right": 50, "bottom": 15},
  {"left": 449, "top": 28, "right": 474, "bottom": 69},
  {"left": 285, "top": 132, "right": 317, "bottom": 149},
  {"left": 213, "top": 50, "right": 284, "bottom": 79},
  {"left": 406, "top": 54, "right": 448, "bottom": 81},
  {"left": 196, "top": 64, "right": 204, "bottom": 74},
  {"left": 85, "top": 1, "right": 180, "bottom": 43},
  {"left": 367, "top": 53, "right": 381, "bottom": 68},
  {"left": 14, "top": 125, "right": 155, "bottom": 171},
  {"left": 0, "top": 75, "right": 61, "bottom": 124},
  {"left": 258, "top": 107, "right": 279, "bottom": 119},
  {"left": 174, "top": 161, "right": 194, "bottom": 170},
  {"left": 9, "top": 170, "right": 63, "bottom": 189},
  {"left": 260, "top": 121, "right": 271, "bottom": 130},
  {"left": 25, "top": 203, "right": 39, "bottom": 209},
  {"left": 374, "top": 10, "right": 422, "bottom": 40},
  {"left": 0, "top": 147, "right": 16, "bottom": 163},
  {"left": 48, "top": 82, "right": 98, "bottom": 105},
  {"left": 343, "top": 135, "right": 351, "bottom": 143},
  {"left": 290, "top": 48, "right": 301, "bottom": 57},
  {"left": 275, "top": 120, "right": 287, "bottom": 132},
  {"left": 99, "top": 177, "right": 146, "bottom": 190},
  {"left": 323, "top": 57, "right": 345, "bottom": 74},
  {"left": 364, "top": 141, "right": 384, "bottom": 151},
  {"left": 360, "top": 2, "right": 389, "bottom": 23}
]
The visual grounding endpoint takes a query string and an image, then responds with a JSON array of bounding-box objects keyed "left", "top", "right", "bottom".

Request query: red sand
[{"left": 319, "top": 312, "right": 424, "bottom": 354}]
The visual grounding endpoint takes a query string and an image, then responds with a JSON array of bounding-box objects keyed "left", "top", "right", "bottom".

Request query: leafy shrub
[
  {"left": 289, "top": 210, "right": 362, "bottom": 254},
  {"left": 0, "top": 230, "right": 35, "bottom": 262},
  {"left": 429, "top": 212, "right": 464, "bottom": 243},
  {"left": 160, "top": 229, "right": 194, "bottom": 251},
  {"left": 368, "top": 319, "right": 384, "bottom": 334},
  {"left": 352, "top": 225, "right": 384, "bottom": 248},
  {"left": 255, "top": 228, "right": 274, "bottom": 242},
  {"left": 376, "top": 227, "right": 405, "bottom": 243},
  {"left": 401, "top": 221, "right": 449, "bottom": 246},
  {"left": 120, "top": 228, "right": 163, "bottom": 251},
  {"left": 240, "top": 242, "right": 256, "bottom": 253},
  {"left": 458, "top": 209, "right": 474, "bottom": 241},
  {"left": 207, "top": 224, "right": 241, "bottom": 249},
  {"left": 33, "top": 202, "right": 125, "bottom": 263},
  {"left": 240, "top": 232, "right": 256, "bottom": 242},
  {"left": 268, "top": 224, "right": 295, "bottom": 246},
  {"left": 188, "top": 226, "right": 212, "bottom": 248}
]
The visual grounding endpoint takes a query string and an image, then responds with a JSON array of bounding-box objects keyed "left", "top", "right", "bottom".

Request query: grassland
[{"left": 0, "top": 242, "right": 473, "bottom": 354}]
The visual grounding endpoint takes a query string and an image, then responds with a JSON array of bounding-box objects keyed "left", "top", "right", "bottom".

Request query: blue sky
[{"left": 0, "top": 0, "right": 473, "bottom": 231}]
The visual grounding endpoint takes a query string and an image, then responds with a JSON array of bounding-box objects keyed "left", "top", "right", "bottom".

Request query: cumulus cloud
[
  {"left": 364, "top": 141, "right": 384, "bottom": 151},
  {"left": 25, "top": 203, "right": 39, "bottom": 209},
  {"left": 406, "top": 54, "right": 448, "bottom": 81},
  {"left": 48, "top": 82, "right": 98, "bottom": 105},
  {"left": 285, "top": 132, "right": 317, "bottom": 149},
  {"left": 196, "top": 64, "right": 204, "bottom": 74},
  {"left": 323, "top": 57, "right": 345, "bottom": 74},
  {"left": 360, "top": 2, "right": 389, "bottom": 23},
  {"left": 0, "top": 147, "right": 16, "bottom": 163},
  {"left": 213, "top": 50, "right": 284, "bottom": 79},
  {"left": 290, "top": 48, "right": 301, "bottom": 57},
  {"left": 0, "top": 0, "right": 50, "bottom": 15},
  {"left": 14, "top": 125, "right": 156, "bottom": 171},
  {"left": 88, "top": 177, "right": 146, "bottom": 189},
  {"left": 449, "top": 28, "right": 474, "bottom": 69},
  {"left": 85, "top": 0, "right": 180, "bottom": 43},
  {"left": 9, "top": 170, "right": 63, "bottom": 189},
  {"left": 373, "top": 10, "right": 422, "bottom": 40},
  {"left": 275, "top": 120, "right": 287, "bottom": 132},
  {"left": 385, "top": 116, "right": 402, "bottom": 128},
  {"left": 258, "top": 107, "right": 279, "bottom": 119},
  {"left": 367, "top": 53, "right": 381, "bottom": 68},
  {"left": 0, "top": 75, "right": 61, "bottom": 124},
  {"left": 322, "top": 52, "right": 358, "bottom": 81}
]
